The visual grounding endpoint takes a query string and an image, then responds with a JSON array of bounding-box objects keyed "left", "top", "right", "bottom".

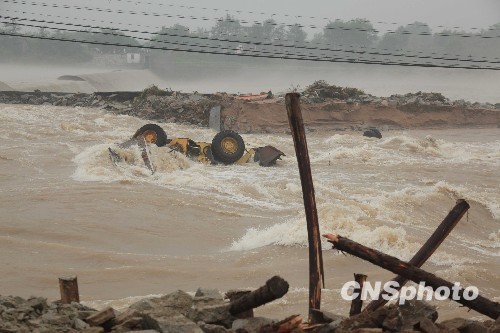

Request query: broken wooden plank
[
  {"left": 59, "top": 276, "right": 79, "bottom": 304},
  {"left": 228, "top": 276, "right": 289, "bottom": 316},
  {"left": 285, "top": 92, "right": 324, "bottom": 323},
  {"left": 86, "top": 307, "right": 116, "bottom": 327},
  {"left": 260, "top": 314, "right": 303, "bottom": 333},
  {"left": 364, "top": 199, "right": 470, "bottom": 312},
  {"left": 323, "top": 233, "right": 500, "bottom": 320}
]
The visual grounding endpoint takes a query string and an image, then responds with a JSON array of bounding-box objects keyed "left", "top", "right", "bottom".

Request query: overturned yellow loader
[{"left": 109, "top": 123, "right": 284, "bottom": 172}]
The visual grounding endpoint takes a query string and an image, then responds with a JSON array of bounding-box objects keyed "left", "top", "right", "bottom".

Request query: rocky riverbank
[
  {"left": 1, "top": 291, "right": 498, "bottom": 333},
  {"left": 0, "top": 82, "right": 499, "bottom": 133}
]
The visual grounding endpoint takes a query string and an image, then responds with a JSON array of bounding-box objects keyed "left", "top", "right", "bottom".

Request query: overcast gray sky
[{"left": 2, "top": 0, "right": 500, "bottom": 38}]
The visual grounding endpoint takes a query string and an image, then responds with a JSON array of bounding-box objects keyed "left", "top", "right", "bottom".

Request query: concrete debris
[{"left": 301, "top": 81, "right": 499, "bottom": 111}]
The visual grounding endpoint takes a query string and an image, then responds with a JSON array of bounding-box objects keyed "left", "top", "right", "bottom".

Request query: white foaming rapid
[{"left": 63, "top": 111, "right": 500, "bottom": 266}]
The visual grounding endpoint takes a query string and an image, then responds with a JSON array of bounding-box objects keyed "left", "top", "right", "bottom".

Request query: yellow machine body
[{"left": 167, "top": 138, "right": 255, "bottom": 165}]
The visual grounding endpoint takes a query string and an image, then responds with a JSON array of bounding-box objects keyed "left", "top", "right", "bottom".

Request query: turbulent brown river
[{"left": 0, "top": 103, "right": 498, "bottom": 320}]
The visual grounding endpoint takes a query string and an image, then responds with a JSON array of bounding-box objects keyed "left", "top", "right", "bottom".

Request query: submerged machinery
[{"left": 109, "top": 123, "right": 285, "bottom": 173}]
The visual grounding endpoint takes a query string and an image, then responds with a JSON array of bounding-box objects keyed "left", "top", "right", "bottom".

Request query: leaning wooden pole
[
  {"left": 323, "top": 233, "right": 500, "bottom": 319},
  {"left": 364, "top": 199, "right": 470, "bottom": 312},
  {"left": 285, "top": 93, "right": 324, "bottom": 323}
]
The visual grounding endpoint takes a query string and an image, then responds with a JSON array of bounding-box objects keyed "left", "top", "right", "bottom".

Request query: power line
[
  {"left": 3, "top": 15, "right": 500, "bottom": 65},
  {"left": 3, "top": 0, "right": 500, "bottom": 39},
  {"left": 1, "top": 31, "right": 499, "bottom": 70},
  {"left": 103, "top": 0, "right": 500, "bottom": 33},
  {"left": 0, "top": 21, "right": 380, "bottom": 62},
  {"left": 0, "top": 19, "right": 377, "bottom": 62},
  {"left": 6, "top": 8, "right": 498, "bottom": 61}
]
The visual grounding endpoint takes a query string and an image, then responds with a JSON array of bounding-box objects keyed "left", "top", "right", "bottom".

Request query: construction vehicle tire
[
  {"left": 211, "top": 130, "right": 245, "bottom": 164},
  {"left": 132, "top": 124, "right": 168, "bottom": 147},
  {"left": 363, "top": 128, "right": 382, "bottom": 139}
]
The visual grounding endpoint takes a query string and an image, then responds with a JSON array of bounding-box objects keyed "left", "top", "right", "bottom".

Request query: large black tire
[
  {"left": 211, "top": 130, "right": 245, "bottom": 164},
  {"left": 132, "top": 124, "right": 168, "bottom": 147}
]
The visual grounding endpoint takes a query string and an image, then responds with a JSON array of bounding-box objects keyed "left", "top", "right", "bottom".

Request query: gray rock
[
  {"left": 156, "top": 290, "right": 193, "bottom": 315},
  {"left": 192, "top": 297, "right": 226, "bottom": 309},
  {"left": 195, "top": 288, "right": 222, "bottom": 300},
  {"left": 439, "top": 318, "right": 471, "bottom": 331},
  {"left": 81, "top": 327, "right": 105, "bottom": 333},
  {"left": 232, "top": 317, "right": 274, "bottom": 332},
  {"left": 73, "top": 317, "right": 90, "bottom": 330},
  {"left": 41, "top": 312, "right": 72, "bottom": 327},
  {"left": 187, "top": 304, "right": 233, "bottom": 327},
  {"left": 0, "top": 325, "right": 19, "bottom": 333},
  {"left": 198, "top": 323, "right": 229, "bottom": 333},
  {"left": 382, "top": 300, "right": 437, "bottom": 331},
  {"left": 142, "top": 311, "right": 202, "bottom": 333}
]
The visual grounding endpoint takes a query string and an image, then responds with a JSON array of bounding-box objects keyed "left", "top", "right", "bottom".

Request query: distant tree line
[{"left": 0, "top": 16, "right": 498, "bottom": 65}]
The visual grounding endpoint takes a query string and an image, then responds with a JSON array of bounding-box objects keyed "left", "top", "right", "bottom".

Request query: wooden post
[
  {"left": 285, "top": 93, "right": 324, "bottom": 323},
  {"left": 323, "top": 233, "right": 500, "bottom": 319},
  {"left": 364, "top": 199, "right": 470, "bottom": 312},
  {"left": 228, "top": 276, "right": 289, "bottom": 316},
  {"left": 349, "top": 273, "right": 367, "bottom": 316},
  {"left": 59, "top": 276, "right": 80, "bottom": 304}
]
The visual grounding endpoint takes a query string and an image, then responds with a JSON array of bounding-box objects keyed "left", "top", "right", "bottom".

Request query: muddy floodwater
[{"left": 0, "top": 103, "right": 498, "bottom": 320}]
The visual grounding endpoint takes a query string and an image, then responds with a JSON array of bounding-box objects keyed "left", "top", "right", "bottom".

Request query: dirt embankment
[
  {"left": 1, "top": 86, "right": 498, "bottom": 133},
  {"left": 223, "top": 82, "right": 499, "bottom": 132},
  {"left": 222, "top": 99, "right": 500, "bottom": 133}
]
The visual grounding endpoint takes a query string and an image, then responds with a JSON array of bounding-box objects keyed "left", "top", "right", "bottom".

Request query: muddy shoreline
[{"left": 1, "top": 87, "right": 498, "bottom": 133}]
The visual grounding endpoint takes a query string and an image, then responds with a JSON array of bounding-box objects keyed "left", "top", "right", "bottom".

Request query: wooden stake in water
[
  {"left": 285, "top": 93, "right": 324, "bottom": 323},
  {"left": 349, "top": 273, "right": 367, "bottom": 316},
  {"left": 59, "top": 276, "right": 80, "bottom": 304}
]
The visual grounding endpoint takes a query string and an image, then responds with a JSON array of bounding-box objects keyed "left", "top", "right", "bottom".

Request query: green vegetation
[
  {"left": 140, "top": 85, "right": 171, "bottom": 98},
  {"left": 304, "top": 80, "right": 365, "bottom": 100}
]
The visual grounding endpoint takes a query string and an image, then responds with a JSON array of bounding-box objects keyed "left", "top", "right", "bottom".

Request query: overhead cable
[
  {"left": 1, "top": 31, "right": 499, "bottom": 70},
  {"left": 3, "top": 0, "right": 500, "bottom": 39},
  {"left": 3, "top": 15, "right": 499, "bottom": 65},
  {"left": 5, "top": 8, "right": 498, "bottom": 61}
]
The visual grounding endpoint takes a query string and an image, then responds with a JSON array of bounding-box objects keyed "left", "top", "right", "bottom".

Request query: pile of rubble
[
  {"left": 0, "top": 89, "right": 226, "bottom": 128},
  {"left": 1, "top": 291, "right": 498, "bottom": 333},
  {"left": 302, "top": 80, "right": 365, "bottom": 101},
  {"left": 302, "top": 82, "right": 500, "bottom": 110}
]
